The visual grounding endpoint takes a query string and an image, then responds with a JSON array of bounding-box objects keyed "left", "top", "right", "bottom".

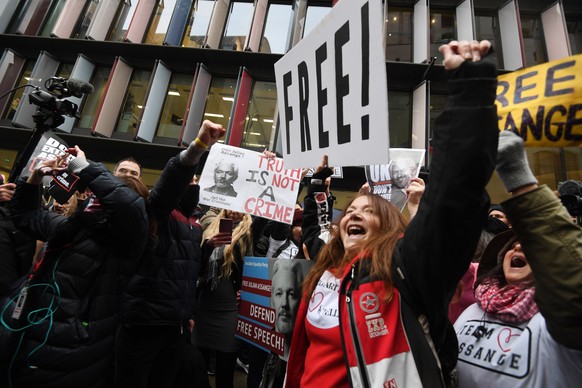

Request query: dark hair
[
  {"left": 114, "top": 157, "right": 142, "bottom": 177},
  {"left": 117, "top": 175, "right": 156, "bottom": 234}
]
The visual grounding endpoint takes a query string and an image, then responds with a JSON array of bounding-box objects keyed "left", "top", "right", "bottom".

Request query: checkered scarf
[{"left": 475, "top": 280, "right": 539, "bottom": 324}]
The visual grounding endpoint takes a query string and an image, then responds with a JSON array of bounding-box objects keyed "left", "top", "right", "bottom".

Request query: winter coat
[
  {"left": 0, "top": 162, "right": 148, "bottom": 388},
  {"left": 121, "top": 155, "right": 202, "bottom": 325},
  {"left": 455, "top": 185, "right": 582, "bottom": 387},
  {"left": 0, "top": 205, "right": 35, "bottom": 297}
]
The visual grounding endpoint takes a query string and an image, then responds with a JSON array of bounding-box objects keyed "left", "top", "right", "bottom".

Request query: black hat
[
  {"left": 488, "top": 204, "right": 504, "bottom": 214},
  {"left": 476, "top": 229, "right": 517, "bottom": 279}
]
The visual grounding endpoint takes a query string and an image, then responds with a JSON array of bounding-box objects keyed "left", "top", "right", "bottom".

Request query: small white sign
[
  {"left": 199, "top": 144, "right": 303, "bottom": 224},
  {"left": 364, "top": 148, "right": 425, "bottom": 211}
]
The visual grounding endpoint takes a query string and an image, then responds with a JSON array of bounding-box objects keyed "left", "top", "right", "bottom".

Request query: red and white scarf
[{"left": 475, "top": 280, "right": 539, "bottom": 324}]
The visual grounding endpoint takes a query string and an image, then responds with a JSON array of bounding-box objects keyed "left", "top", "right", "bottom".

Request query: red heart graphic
[
  {"left": 497, "top": 327, "right": 521, "bottom": 353},
  {"left": 309, "top": 292, "right": 324, "bottom": 312}
]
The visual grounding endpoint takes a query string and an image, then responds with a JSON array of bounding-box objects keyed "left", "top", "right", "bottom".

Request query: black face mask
[
  {"left": 485, "top": 216, "right": 509, "bottom": 235},
  {"left": 179, "top": 185, "right": 200, "bottom": 217}
]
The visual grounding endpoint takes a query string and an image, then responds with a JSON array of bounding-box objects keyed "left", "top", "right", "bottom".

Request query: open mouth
[
  {"left": 510, "top": 257, "right": 527, "bottom": 268},
  {"left": 347, "top": 225, "right": 366, "bottom": 236}
]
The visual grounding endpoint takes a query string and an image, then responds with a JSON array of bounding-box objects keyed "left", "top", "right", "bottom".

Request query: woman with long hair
[
  {"left": 194, "top": 208, "right": 264, "bottom": 388},
  {"left": 285, "top": 40, "right": 499, "bottom": 388}
]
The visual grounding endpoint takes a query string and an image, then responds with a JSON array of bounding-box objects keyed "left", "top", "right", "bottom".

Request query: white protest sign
[
  {"left": 364, "top": 148, "right": 425, "bottom": 211},
  {"left": 274, "top": 0, "right": 389, "bottom": 169},
  {"left": 199, "top": 144, "right": 303, "bottom": 224}
]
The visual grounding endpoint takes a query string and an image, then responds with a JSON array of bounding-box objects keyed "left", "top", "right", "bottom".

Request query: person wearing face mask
[
  {"left": 454, "top": 131, "right": 582, "bottom": 387},
  {"left": 115, "top": 120, "right": 226, "bottom": 388},
  {"left": 486, "top": 204, "right": 511, "bottom": 233}
]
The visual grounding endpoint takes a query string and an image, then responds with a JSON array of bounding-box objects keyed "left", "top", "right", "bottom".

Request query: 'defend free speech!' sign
[{"left": 274, "top": 0, "right": 390, "bottom": 169}]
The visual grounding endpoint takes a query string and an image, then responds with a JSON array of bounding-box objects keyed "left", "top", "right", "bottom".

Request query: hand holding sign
[{"left": 28, "top": 155, "right": 69, "bottom": 185}]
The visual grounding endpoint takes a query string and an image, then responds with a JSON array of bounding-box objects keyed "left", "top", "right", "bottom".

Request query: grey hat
[{"left": 476, "top": 229, "right": 517, "bottom": 279}]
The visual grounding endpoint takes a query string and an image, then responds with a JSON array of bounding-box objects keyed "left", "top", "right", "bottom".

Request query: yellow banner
[{"left": 496, "top": 54, "right": 582, "bottom": 147}]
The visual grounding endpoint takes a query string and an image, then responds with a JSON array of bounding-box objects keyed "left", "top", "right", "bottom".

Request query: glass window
[
  {"left": 39, "top": 0, "right": 67, "bottom": 37},
  {"left": 3, "top": 61, "right": 35, "bottom": 120},
  {"left": 564, "top": 147, "right": 582, "bottom": 182},
  {"left": 109, "top": 0, "right": 139, "bottom": 41},
  {"left": 521, "top": 14, "right": 546, "bottom": 66},
  {"left": 203, "top": 77, "right": 237, "bottom": 130},
  {"left": 475, "top": 12, "right": 504, "bottom": 68},
  {"left": 56, "top": 63, "right": 74, "bottom": 80},
  {"left": 220, "top": 1, "right": 254, "bottom": 51},
  {"left": 430, "top": 9, "right": 456, "bottom": 63},
  {"left": 388, "top": 91, "right": 411, "bottom": 148},
  {"left": 260, "top": 3, "right": 293, "bottom": 54},
  {"left": 428, "top": 93, "right": 446, "bottom": 143},
  {"left": 567, "top": 17, "right": 582, "bottom": 55},
  {"left": 303, "top": 5, "right": 331, "bottom": 38},
  {"left": 113, "top": 69, "right": 152, "bottom": 136},
  {"left": 145, "top": 0, "right": 178, "bottom": 45},
  {"left": 77, "top": 66, "right": 113, "bottom": 130},
  {"left": 182, "top": 0, "right": 215, "bottom": 48},
  {"left": 241, "top": 80, "right": 277, "bottom": 150},
  {"left": 155, "top": 72, "right": 194, "bottom": 140},
  {"left": 386, "top": 8, "right": 413, "bottom": 62},
  {"left": 74, "top": 0, "right": 99, "bottom": 39}
]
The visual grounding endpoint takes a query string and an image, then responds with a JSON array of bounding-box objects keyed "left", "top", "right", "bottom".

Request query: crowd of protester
[{"left": 0, "top": 39, "right": 581, "bottom": 388}]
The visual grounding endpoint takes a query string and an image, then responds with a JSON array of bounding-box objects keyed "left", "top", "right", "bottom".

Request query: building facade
[{"left": 0, "top": 0, "right": 581, "bottom": 205}]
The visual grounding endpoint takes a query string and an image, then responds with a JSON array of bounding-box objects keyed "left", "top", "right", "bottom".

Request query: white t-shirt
[{"left": 454, "top": 303, "right": 582, "bottom": 387}]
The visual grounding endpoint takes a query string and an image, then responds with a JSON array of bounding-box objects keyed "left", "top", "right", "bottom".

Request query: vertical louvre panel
[
  {"left": 136, "top": 61, "right": 172, "bottom": 143},
  {"left": 0, "top": 50, "right": 26, "bottom": 117},
  {"left": 541, "top": 1, "right": 571, "bottom": 60},
  {"left": 164, "top": 0, "right": 193, "bottom": 46},
  {"left": 15, "top": 0, "right": 53, "bottom": 36},
  {"left": 413, "top": 0, "right": 429, "bottom": 63},
  {"left": 92, "top": 57, "right": 133, "bottom": 137},
  {"left": 456, "top": 0, "right": 475, "bottom": 41},
  {"left": 498, "top": 0, "right": 524, "bottom": 70},
  {"left": 246, "top": 0, "right": 268, "bottom": 52},
  {"left": 86, "top": 0, "right": 123, "bottom": 40},
  {"left": 12, "top": 51, "right": 61, "bottom": 129},
  {"left": 206, "top": 0, "right": 230, "bottom": 49},
  {"left": 227, "top": 68, "right": 252, "bottom": 146},
  {"left": 125, "top": 0, "right": 158, "bottom": 43},
  {"left": 0, "top": 0, "right": 23, "bottom": 33},
  {"left": 412, "top": 81, "right": 428, "bottom": 156},
  {"left": 59, "top": 54, "right": 96, "bottom": 133},
  {"left": 180, "top": 64, "right": 212, "bottom": 145}
]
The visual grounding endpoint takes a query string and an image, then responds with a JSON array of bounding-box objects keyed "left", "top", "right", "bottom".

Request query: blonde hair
[{"left": 203, "top": 209, "right": 254, "bottom": 278}]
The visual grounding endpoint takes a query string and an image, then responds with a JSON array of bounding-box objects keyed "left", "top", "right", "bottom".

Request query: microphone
[{"left": 65, "top": 78, "right": 94, "bottom": 95}]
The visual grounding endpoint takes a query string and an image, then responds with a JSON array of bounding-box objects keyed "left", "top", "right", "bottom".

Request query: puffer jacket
[
  {"left": 0, "top": 205, "right": 35, "bottom": 297},
  {"left": 121, "top": 155, "right": 202, "bottom": 325},
  {"left": 1, "top": 162, "right": 148, "bottom": 388}
]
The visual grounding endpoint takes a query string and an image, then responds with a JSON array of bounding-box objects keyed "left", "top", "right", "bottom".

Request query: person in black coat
[
  {"left": 115, "top": 120, "right": 226, "bottom": 388},
  {"left": 0, "top": 147, "right": 150, "bottom": 388},
  {"left": 0, "top": 176, "right": 35, "bottom": 298}
]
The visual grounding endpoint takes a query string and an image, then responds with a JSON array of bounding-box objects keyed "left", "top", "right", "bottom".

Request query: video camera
[
  {"left": 558, "top": 180, "right": 582, "bottom": 217},
  {"left": 28, "top": 77, "right": 94, "bottom": 120}
]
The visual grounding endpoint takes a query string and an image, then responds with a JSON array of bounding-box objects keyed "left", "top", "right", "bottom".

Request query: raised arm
[
  {"left": 149, "top": 120, "right": 225, "bottom": 219},
  {"left": 496, "top": 131, "right": 582, "bottom": 349},
  {"left": 398, "top": 40, "right": 499, "bottom": 339},
  {"left": 302, "top": 155, "right": 334, "bottom": 261}
]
